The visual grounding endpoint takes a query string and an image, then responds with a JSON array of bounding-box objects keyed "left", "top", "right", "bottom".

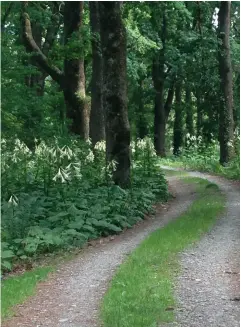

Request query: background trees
[
  {"left": 2, "top": 1, "right": 240, "bottom": 170},
  {"left": 1, "top": 0, "right": 239, "bottom": 273}
]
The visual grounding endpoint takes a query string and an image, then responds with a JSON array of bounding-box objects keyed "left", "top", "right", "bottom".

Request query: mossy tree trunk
[
  {"left": 218, "top": 1, "right": 235, "bottom": 164},
  {"left": 63, "top": 1, "right": 89, "bottom": 139},
  {"left": 99, "top": 2, "right": 131, "bottom": 188},
  {"left": 89, "top": 2, "right": 105, "bottom": 145}
]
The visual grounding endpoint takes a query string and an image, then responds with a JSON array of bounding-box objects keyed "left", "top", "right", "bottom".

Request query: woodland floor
[{"left": 2, "top": 171, "right": 240, "bottom": 327}]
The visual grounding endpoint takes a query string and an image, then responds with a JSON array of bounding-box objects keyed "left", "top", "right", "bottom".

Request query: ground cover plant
[
  {"left": 100, "top": 177, "right": 225, "bottom": 327},
  {"left": 1, "top": 137, "right": 168, "bottom": 273}
]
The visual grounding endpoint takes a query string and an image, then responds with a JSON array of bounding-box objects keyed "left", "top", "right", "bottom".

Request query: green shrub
[{"left": 1, "top": 137, "right": 168, "bottom": 273}]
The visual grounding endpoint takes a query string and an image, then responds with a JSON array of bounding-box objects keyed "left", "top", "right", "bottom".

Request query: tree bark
[
  {"left": 152, "top": 10, "right": 169, "bottom": 157},
  {"left": 196, "top": 90, "right": 203, "bottom": 137},
  {"left": 137, "top": 79, "right": 148, "bottom": 139},
  {"left": 63, "top": 1, "right": 89, "bottom": 139},
  {"left": 173, "top": 83, "right": 183, "bottom": 155},
  {"left": 99, "top": 2, "right": 131, "bottom": 188},
  {"left": 185, "top": 85, "right": 194, "bottom": 136},
  {"left": 89, "top": 2, "right": 105, "bottom": 145},
  {"left": 21, "top": 1, "right": 89, "bottom": 139},
  {"left": 164, "top": 80, "right": 175, "bottom": 122},
  {"left": 218, "top": 1, "right": 235, "bottom": 164}
]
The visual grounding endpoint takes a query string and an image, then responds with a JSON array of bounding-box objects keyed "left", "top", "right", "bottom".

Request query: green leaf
[
  {"left": 48, "top": 212, "right": 69, "bottom": 222},
  {"left": 1, "top": 250, "right": 15, "bottom": 259},
  {"left": 67, "top": 220, "right": 84, "bottom": 230},
  {"left": 2, "top": 260, "right": 12, "bottom": 270},
  {"left": 92, "top": 221, "right": 122, "bottom": 233}
]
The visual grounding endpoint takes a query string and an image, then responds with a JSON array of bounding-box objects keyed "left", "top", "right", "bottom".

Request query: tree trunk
[
  {"left": 21, "top": 1, "right": 89, "bottom": 139},
  {"left": 153, "top": 84, "right": 166, "bottom": 156},
  {"left": 164, "top": 81, "right": 175, "bottom": 122},
  {"left": 64, "top": 1, "right": 89, "bottom": 139},
  {"left": 137, "top": 79, "right": 148, "bottom": 139},
  {"left": 173, "top": 83, "right": 183, "bottom": 155},
  {"left": 218, "top": 1, "right": 235, "bottom": 164},
  {"left": 152, "top": 10, "right": 167, "bottom": 157},
  {"left": 196, "top": 91, "right": 203, "bottom": 137},
  {"left": 89, "top": 2, "right": 105, "bottom": 145},
  {"left": 99, "top": 2, "right": 131, "bottom": 188},
  {"left": 185, "top": 86, "right": 194, "bottom": 136}
]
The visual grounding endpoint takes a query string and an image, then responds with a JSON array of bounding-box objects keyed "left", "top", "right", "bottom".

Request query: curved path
[
  {"left": 3, "top": 171, "right": 240, "bottom": 327},
  {"left": 161, "top": 167, "right": 240, "bottom": 327},
  {"left": 3, "top": 178, "right": 196, "bottom": 327}
]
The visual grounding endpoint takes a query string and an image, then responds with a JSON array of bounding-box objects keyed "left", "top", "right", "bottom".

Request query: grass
[
  {"left": 161, "top": 168, "right": 188, "bottom": 177},
  {"left": 100, "top": 177, "right": 225, "bottom": 327},
  {"left": 1, "top": 266, "right": 53, "bottom": 319},
  {"left": 160, "top": 156, "right": 240, "bottom": 180}
]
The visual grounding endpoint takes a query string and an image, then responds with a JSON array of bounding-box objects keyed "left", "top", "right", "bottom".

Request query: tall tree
[
  {"left": 173, "top": 82, "right": 183, "bottom": 155},
  {"left": 185, "top": 85, "right": 194, "bottom": 136},
  {"left": 89, "top": 2, "right": 105, "bottom": 145},
  {"left": 99, "top": 2, "right": 131, "bottom": 188},
  {"left": 21, "top": 1, "right": 89, "bottom": 139},
  {"left": 152, "top": 9, "right": 167, "bottom": 157},
  {"left": 63, "top": 1, "right": 89, "bottom": 138},
  {"left": 218, "top": 1, "right": 235, "bottom": 164},
  {"left": 136, "top": 79, "right": 148, "bottom": 139}
]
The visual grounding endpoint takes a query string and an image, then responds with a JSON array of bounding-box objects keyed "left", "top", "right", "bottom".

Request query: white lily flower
[
  {"left": 8, "top": 194, "right": 18, "bottom": 206},
  {"left": 94, "top": 140, "right": 106, "bottom": 151},
  {"left": 85, "top": 150, "right": 95, "bottom": 163}
]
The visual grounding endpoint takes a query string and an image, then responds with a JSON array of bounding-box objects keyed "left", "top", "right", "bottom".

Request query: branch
[{"left": 21, "top": 1, "right": 64, "bottom": 87}]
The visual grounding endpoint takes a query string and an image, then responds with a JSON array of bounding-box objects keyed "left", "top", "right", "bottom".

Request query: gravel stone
[
  {"left": 3, "top": 170, "right": 239, "bottom": 327},
  {"left": 160, "top": 167, "right": 240, "bottom": 327},
  {"left": 3, "top": 178, "right": 194, "bottom": 327}
]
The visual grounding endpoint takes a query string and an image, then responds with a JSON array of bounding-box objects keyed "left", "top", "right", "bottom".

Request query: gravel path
[
  {"left": 161, "top": 168, "right": 240, "bottom": 327},
  {"left": 3, "top": 178, "right": 196, "bottom": 327},
  {"left": 3, "top": 171, "right": 240, "bottom": 327}
]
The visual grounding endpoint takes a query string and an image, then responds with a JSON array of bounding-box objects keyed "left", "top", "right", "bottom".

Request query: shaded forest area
[{"left": 1, "top": 1, "right": 240, "bottom": 272}]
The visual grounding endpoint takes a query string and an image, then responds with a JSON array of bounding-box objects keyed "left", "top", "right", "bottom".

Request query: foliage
[
  {"left": 1, "top": 0, "right": 239, "bottom": 274},
  {"left": 100, "top": 177, "right": 225, "bottom": 327},
  {"left": 1, "top": 137, "right": 168, "bottom": 273},
  {"left": 162, "top": 133, "right": 240, "bottom": 180}
]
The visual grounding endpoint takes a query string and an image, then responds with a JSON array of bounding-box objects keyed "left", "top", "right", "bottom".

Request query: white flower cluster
[
  {"left": 94, "top": 140, "right": 106, "bottom": 152},
  {"left": 65, "top": 162, "right": 82, "bottom": 180},
  {"left": 52, "top": 167, "right": 71, "bottom": 183},
  {"left": 186, "top": 134, "right": 203, "bottom": 147},
  {"left": 85, "top": 150, "right": 95, "bottom": 163},
  {"left": 101, "top": 160, "right": 118, "bottom": 179},
  {"left": 14, "top": 139, "right": 31, "bottom": 155},
  {"left": 136, "top": 137, "right": 156, "bottom": 156}
]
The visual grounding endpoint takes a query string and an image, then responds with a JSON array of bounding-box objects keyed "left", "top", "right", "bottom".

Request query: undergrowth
[
  {"left": 100, "top": 177, "right": 225, "bottom": 327},
  {"left": 1, "top": 137, "right": 168, "bottom": 273},
  {"left": 162, "top": 133, "right": 240, "bottom": 180}
]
